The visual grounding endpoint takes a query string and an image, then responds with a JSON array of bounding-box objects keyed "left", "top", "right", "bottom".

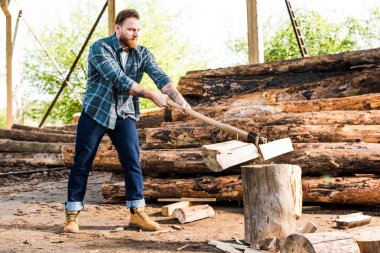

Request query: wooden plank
[
  {"left": 172, "top": 204, "right": 215, "bottom": 224},
  {"left": 202, "top": 140, "right": 260, "bottom": 172},
  {"left": 162, "top": 201, "right": 191, "bottom": 217},
  {"left": 336, "top": 214, "right": 371, "bottom": 229},
  {"left": 0, "top": 139, "right": 67, "bottom": 153}
]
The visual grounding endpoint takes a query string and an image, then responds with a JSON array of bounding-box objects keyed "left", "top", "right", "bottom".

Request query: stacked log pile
[
  {"left": 61, "top": 48, "right": 380, "bottom": 205},
  {"left": 0, "top": 124, "right": 76, "bottom": 178}
]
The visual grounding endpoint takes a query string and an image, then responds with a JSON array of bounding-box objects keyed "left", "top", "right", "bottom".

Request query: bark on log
[
  {"left": 11, "top": 124, "right": 75, "bottom": 135},
  {"left": 102, "top": 175, "right": 380, "bottom": 205},
  {"left": 143, "top": 124, "right": 380, "bottom": 149},
  {"left": 0, "top": 152, "right": 63, "bottom": 167},
  {"left": 137, "top": 107, "right": 171, "bottom": 129},
  {"left": 225, "top": 110, "right": 380, "bottom": 126},
  {"left": 0, "top": 139, "right": 70, "bottom": 153},
  {"left": 185, "top": 48, "right": 380, "bottom": 79},
  {"left": 178, "top": 48, "right": 380, "bottom": 103},
  {"left": 61, "top": 145, "right": 239, "bottom": 176},
  {"left": 281, "top": 232, "right": 360, "bottom": 253},
  {"left": 0, "top": 129, "right": 76, "bottom": 143},
  {"left": 172, "top": 94, "right": 380, "bottom": 122},
  {"left": 63, "top": 142, "right": 380, "bottom": 176},
  {"left": 102, "top": 175, "right": 243, "bottom": 202},
  {"left": 241, "top": 164, "right": 301, "bottom": 244},
  {"left": 180, "top": 68, "right": 380, "bottom": 104},
  {"left": 302, "top": 176, "right": 380, "bottom": 205},
  {"left": 44, "top": 124, "right": 77, "bottom": 131}
]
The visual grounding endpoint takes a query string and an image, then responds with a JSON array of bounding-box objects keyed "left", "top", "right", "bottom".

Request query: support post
[
  {"left": 108, "top": 0, "right": 115, "bottom": 36},
  {"left": 246, "top": 0, "right": 264, "bottom": 64},
  {"left": 1, "top": 0, "right": 12, "bottom": 128}
]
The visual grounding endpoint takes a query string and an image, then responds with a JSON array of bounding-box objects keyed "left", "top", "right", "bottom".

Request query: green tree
[
  {"left": 228, "top": 8, "right": 380, "bottom": 63},
  {"left": 0, "top": 110, "right": 6, "bottom": 129},
  {"left": 23, "top": 0, "right": 206, "bottom": 124}
]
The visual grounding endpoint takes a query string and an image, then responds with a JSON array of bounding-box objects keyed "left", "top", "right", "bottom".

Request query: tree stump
[
  {"left": 281, "top": 232, "right": 360, "bottom": 253},
  {"left": 241, "top": 164, "right": 302, "bottom": 244},
  {"left": 352, "top": 226, "right": 380, "bottom": 253}
]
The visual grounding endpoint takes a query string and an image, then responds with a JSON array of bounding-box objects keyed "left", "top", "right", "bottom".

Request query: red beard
[{"left": 119, "top": 35, "right": 138, "bottom": 50}]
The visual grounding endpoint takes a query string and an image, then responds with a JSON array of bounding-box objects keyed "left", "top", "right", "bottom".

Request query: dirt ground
[{"left": 1, "top": 171, "right": 379, "bottom": 253}]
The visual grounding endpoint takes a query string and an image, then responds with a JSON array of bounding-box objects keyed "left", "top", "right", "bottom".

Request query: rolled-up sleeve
[
  {"left": 88, "top": 42, "right": 135, "bottom": 91},
  {"left": 144, "top": 50, "right": 172, "bottom": 90}
]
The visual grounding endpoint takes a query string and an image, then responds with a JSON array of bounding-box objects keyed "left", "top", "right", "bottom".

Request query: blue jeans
[{"left": 66, "top": 112, "right": 145, "bottom": 211}]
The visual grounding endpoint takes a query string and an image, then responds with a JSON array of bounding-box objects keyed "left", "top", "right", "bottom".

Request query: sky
[{"left": 0, "top": 0, "right": 379, "bottom": 109}]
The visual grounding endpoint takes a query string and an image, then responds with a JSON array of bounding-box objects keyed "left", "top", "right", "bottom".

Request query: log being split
[
  {"left": 241, "top": 164, "right": 301, "bottom": 244},
  {"left": 172, "top": 204, "right": 215, "bottom": 224},
  {"left": 102, "top": 175, "right": 380, "bottom": 205},
  {"left": 281, "top": 232, "right": 360, "bottom": 253}
]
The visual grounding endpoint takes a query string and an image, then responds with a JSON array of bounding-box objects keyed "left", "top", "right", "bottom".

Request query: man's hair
[{"left": 115, "top": 9, "right": 140, "bottom": 25}]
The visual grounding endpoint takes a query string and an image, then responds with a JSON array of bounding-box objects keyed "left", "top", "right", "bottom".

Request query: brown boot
[
  {"left": 63, "top": 210, "right": 80, "bottom": 233},
  {"left": 129, "top": 207, "right": 160, "bottom": 231}
]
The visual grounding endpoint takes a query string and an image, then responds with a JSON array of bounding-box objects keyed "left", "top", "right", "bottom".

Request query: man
[{"left": 64, "top": 9, "right": 189, "bottom": 233}]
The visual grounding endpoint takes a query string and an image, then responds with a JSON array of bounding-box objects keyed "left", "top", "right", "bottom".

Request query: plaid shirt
[{"left": 83, "top": 33, "right": 172, "bottom": 129}]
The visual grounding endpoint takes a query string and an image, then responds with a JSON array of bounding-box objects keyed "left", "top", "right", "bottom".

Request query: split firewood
[
  {"left": 172, "top": 204, "right": 215, "bottom": 224},
  {"left": 301, "top": 222, "right": 318, "bottom": 233},
  {"left": 162, "top": 201, "right": 192, "bottom": 217}
]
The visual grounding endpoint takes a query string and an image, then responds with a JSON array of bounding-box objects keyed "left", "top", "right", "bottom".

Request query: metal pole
[
  {"left": 12, "top": 10, "right": 21, "bottom": 54},
  {"left": 39, "top": 1, "right": 108, "bottom": 127}
]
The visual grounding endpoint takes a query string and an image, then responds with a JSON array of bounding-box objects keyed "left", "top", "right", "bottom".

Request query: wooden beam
[
  {"left": 1, "top": 0, "right": 12, "bottom": 128},
  {"left": 108, "top": 0, "right": 115, "bottom": 36},
  {"left": 246, "top": 0, "right": 263, "bottom": 64}
]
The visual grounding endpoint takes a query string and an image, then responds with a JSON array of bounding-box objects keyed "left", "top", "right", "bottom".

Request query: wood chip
[{"left": 176, "top": 244, "right": 190, "bottom": 251}]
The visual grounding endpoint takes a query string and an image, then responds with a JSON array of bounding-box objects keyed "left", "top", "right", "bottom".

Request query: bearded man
[{"left": 64, "top": 9, "right": 189, "bottom": 233}]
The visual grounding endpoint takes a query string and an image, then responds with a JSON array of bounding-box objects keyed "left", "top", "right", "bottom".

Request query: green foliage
[
  {"left": 0, "top": 110, "right": 6, "bottom": 129},
  {"left": 23, "top": 0, "right": 206, "bottom": 124},
  {"left": 24, "top": 1, "right": 107, "bottom": 125},
  {"left": 229, "top": 8, "right": 380, "bottom": 63}
]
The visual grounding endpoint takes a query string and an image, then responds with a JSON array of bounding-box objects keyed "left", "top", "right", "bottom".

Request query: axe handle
[{"left": 167, "top": 100, "right": 249, "bottom": 141}]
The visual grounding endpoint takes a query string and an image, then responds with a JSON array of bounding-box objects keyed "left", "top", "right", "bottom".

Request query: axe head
[{"left": 258, "top": 137, "right": 294, "bottom": 160}]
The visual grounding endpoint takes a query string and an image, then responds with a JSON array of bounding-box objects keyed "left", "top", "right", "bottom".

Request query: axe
[{"left": 167, "top": 100, "right": 294, "bottom": 171}]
